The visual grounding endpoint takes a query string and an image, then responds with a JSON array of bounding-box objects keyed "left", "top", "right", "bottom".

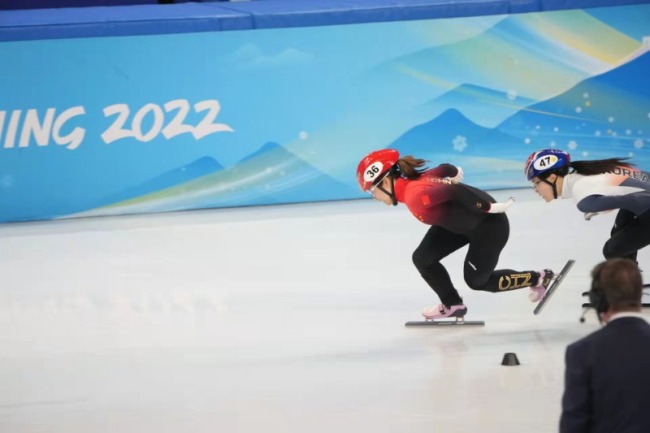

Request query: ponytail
[
  {"left": 570, "top": 158, "right": 635, "bottom": 175},
  {"left": 393, "top": 155, "right": 428, "bottom": 180},
  {"left": 539, "top": 157, "right": 635, "bottom": 179}
]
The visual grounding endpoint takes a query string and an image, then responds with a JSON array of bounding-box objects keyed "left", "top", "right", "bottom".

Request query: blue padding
[
  {"left": 508, "top": 0, "right": 541, "bottom": 13},
  {"left": 0, "top": 0, "right": 158, "bottom": 11},
  {"left": 2, "top": 0, "right": 649, "bottom": 42},
  {"left": 217, "top": 0, "right": 514, "bottom": 29},
  {"left": 540, "top": 0, "right": 650, "bottom": 10},
  {"left": 0, "top": 3, "right": 253, "bottom": 41}
]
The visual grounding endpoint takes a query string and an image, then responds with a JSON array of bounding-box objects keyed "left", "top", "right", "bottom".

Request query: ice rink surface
[{"left": 1, "top": 188, "right": 648, "bottom": 433}]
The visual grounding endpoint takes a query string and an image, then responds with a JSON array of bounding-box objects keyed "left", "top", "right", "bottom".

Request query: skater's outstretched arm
[
  {"left": 406, "top": 183, "right": 492, "bottom": 214},
  {"left": 486, "top": 197, "right": 514, "bottom": 214},
  {"left": 423, "top": 164, "right": 461, "bottom": 181},
  {"left": 576, "top": 191, "right": 650, "bottom": 215},
  {"left": 445, "top": 186, "right": 514, "bottom": 214}
]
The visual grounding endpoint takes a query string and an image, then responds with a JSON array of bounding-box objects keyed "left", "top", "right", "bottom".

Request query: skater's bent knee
[
  {"left": 412, "top": 250, "right": 440, "bottom": 269},
  {"left": 603, "top": 242, "right": 626, "bottom": 259},
  {"left": 464, "top": 275, "right": 489, "bottom": 291}
]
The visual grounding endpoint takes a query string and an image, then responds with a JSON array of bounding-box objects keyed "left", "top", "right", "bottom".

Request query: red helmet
[{"left": 356, "top": 149, "right": 399, "bottom": 192}]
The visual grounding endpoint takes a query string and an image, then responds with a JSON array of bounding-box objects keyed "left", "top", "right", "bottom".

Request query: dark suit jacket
[{"left": 560, "top": 316, "right": 650, "bottom": 433}]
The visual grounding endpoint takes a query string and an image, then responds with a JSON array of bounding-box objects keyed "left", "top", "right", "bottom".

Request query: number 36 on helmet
[{"left": 356, "top": 149, "right": 400, "bottom": 192}]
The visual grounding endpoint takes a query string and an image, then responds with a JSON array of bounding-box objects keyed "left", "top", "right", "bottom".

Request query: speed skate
[
  {"left": 405, "top": 317, "right": 485, "bottom": 327},
  {"left": 533, "top": 259, "right": 575, "bottom": 315},
  {"left": 406, "top": 303, "right": 484, "bottom": 327}
]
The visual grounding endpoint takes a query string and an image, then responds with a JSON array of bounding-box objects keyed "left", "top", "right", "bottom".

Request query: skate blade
[
  {"left": 534, "top": 259, "right": 575, "bottom": 315},
  {"left": 405, "top": 318, "right": 485, "bottom": 327}
]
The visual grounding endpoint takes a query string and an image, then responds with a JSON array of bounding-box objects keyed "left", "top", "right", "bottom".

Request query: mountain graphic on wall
[
  {"left": 217, "top": 141, "right": 360, "bottom": 206},
  {"left": 72, "top": 142, "right": 360, "bottom": 217},
  {"left": 418, "top": 83, "right": 538, "bottom": 129},
  {"left": 96, "top": 156, "right": 225, "bottom": 208},
  {"left": 391, "top": 108, "right": 523, "bottom": 157},
  {"left": 386, "top": 109, "right": 533, "bottom": 189},
  {"left": 497, "top": 51, "right": 650, "bottom": 160}
]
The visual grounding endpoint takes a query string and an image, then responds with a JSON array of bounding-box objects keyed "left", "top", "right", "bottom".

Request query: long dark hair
[
  {"left": 540, "top": 157, "right": 635, "bottom": 179},
  {"left": 390, "top": 155, "right": 428, "bottom": 180}
]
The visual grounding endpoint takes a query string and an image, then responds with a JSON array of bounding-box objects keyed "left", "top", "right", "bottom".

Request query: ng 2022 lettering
[
  {"left": 0, "top": 99, "right": 233, "bottom": 151},
  {"left": 1, "top": 107, "right": 86, "bottom": 150},
  {"left": 101, "top": 99, "right": 233, "bottom": 144}
]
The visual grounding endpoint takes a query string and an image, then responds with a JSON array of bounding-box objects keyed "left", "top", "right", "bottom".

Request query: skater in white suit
[{"left": 525, "top": 148, "right": 650, "bottom": 263}]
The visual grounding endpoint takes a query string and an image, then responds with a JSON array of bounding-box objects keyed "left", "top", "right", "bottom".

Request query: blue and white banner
[{"left": 1, "top": 5, "right": 649, "bottom": 222}]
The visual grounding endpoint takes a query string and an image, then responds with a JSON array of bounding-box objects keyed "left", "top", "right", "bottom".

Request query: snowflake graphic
[{"left": 452, "top": 135, "right": 468, "bottom": 152}]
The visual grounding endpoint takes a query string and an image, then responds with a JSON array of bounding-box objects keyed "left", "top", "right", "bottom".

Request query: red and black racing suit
[{"left": 393, "top": 164, "right": 539, "bottom": 307}]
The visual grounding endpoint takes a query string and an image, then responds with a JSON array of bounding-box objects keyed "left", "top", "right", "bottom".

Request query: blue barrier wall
[
  {"left": 0, "top": 0, "right": 160, "bottom": 10},
  {"left": 1, "top": 0, "right": 650, "bottom": 222},
  {"left": 4, "top": 0, "right": 650, "bottom": 40}
]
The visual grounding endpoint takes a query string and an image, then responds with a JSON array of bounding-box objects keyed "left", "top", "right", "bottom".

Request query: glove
[
  {"left": 584, "top": 209, "right": 613, "bottom": 221},
  {"left": 487, "top": 197, "right": 515, "bottom": 214},
  {"left": 448, "top": 166, "right": 463, "bottom": 184}
]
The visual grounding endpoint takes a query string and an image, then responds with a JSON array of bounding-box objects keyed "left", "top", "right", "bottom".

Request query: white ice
[{"left": 1, "top": 188, "right": 648, "bottom": 433}]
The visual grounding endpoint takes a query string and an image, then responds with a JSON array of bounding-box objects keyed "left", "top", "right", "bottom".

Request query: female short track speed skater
[
  {"left": 525, "top": 148, "right": 650, "bottom": 262},
  {"left": 357, "top": 149, "right": 554, "bottom": 320}
]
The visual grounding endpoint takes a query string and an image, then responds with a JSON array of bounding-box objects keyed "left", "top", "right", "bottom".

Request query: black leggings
[
  {"left": 603, "top": 208, "right": 650, "bottom": 261},
  {"left": 412, "top": 214, "right": 537, "bottom": 306}
]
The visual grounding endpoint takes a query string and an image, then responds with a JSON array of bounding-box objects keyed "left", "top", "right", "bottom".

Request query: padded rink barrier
[
  {"left": 211, "top": 0, "right": 650, "bottom": 28},
  {"left": 0, "top": 3, "right": 253, "bottom": 41},
  {"left": 1, "top": 0, "right": 650, "bottom": 222},
  {"left": 212, "top": 0, "right": 524, "bottom": 29},
  {"left": 0, "top": 0, "right": 159, "bottom": 10},
  {"left": 2, "top": 0, "right": 650, "bottom": 41}
]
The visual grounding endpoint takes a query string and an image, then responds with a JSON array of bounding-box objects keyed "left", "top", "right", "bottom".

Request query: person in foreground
[
  {"left": 356, "top": 149, "right": 554, "bottom": 320},
  {"left": 525, "top": 148, "right": 650, "bottom": 262},
  {"left": 560, "top": 258, "right": 650, "bottom": 433}
]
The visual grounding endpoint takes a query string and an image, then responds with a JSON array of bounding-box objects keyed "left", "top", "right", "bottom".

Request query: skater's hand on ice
[
  {"left": 487, "top": 197, "right": 515, "bottom": 214},
  {"left": 448, "top": 166, "right": 463, "bottom": 184}
]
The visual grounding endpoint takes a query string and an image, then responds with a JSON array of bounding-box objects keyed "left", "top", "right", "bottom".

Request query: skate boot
[
  {"left": 422, "top": 303, "right": 468, "bottom": 321},
  {"left": 529, "top": 269, "right": 555, "bottom": 302}
]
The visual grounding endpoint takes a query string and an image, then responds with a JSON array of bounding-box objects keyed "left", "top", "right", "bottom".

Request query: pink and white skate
[
  {"left": 406, "top": 303, "right": 483, "bottom": 327},
  {"left": 529, "top": 269, "right": 555, "bottom": 303},
  {"left": 534, "top": 260, "right": 575, "bottom": 315},
  {"left": 422, "top": 303, "right": 468, "bottom": 321}
]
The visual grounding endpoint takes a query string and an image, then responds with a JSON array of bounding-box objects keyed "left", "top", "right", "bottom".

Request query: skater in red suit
[
  {"left": 525, "top": 148, "right": 650, "bottom": 263},
  {"left": 357, "top": 149, "right": 554, "bottom": 320}
]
